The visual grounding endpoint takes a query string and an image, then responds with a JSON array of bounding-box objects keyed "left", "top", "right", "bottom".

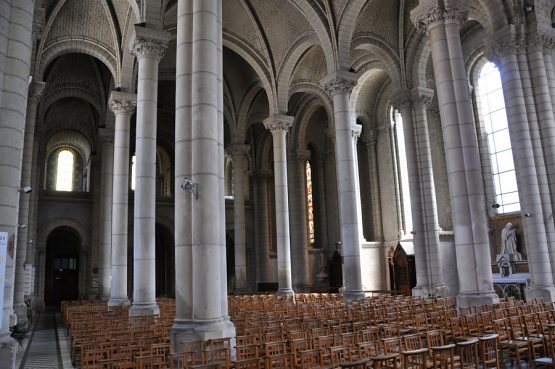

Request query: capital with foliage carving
[
  {"left": 410, "top": 0, "right": 470, "bottom": 32},
  {"left": 391, "top": 89, "right": 413, "bottom": 110},
  {"left": 321, "top": 71, "right": 358, "bottom": 97},
  {"left": 130, "top": 26, "right": 171, "bottom": 61},
  {"left": 531, "top": 31, "right": 555, "bottom": 51},
  {"left": 28, "top": 81, "right": 45, "bottom": 104},
  {"left": 411, "top": 86, "right": 434, "bottom": 108},
  {"left": 351, "top": 125, "right": 362, "bottom": 142},
  {"left": 264, "top": 115, "right": 294, "bottom": 134},
  {"left": 485, "top": 31, "right": 521, "bottom": 67},
  {"left": 109, "top": 91, "right": 137, "bottom": 114}
]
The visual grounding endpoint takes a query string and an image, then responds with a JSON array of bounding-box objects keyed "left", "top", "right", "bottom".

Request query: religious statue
[{"left": 500, "top": 222, "right": 522, "bottom": 261}]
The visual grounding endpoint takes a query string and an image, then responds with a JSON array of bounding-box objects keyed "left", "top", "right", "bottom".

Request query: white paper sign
[{"left": 0, "top": 232, "right": 8, "bottom": 324}]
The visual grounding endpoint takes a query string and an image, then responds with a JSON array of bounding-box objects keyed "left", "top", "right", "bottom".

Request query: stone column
[
  {"left": 172, "top": 0, "right": 235, "bottom": 347},
  {"left": 263, "top": 115, "right": 295, "bottom": 297},
  {"left": 0, "top": 1, "right": 35, "bottom": 367},
  {"left": 98, "top": 129, "right": 114, "bottom": 300},
  {"left": 321, "top": 72, "right": 365, "bottom": 300},
  {"left": 394, "top": 88, "right": 446, "bottom": 297},
  {"left": 13, "top": 81, "right": 44, "bottom": 326},
  {"left": 231, "top": 144, "right": 249, "bottom": 293},
  {"left": 362, "top": 129, "right": 383, "bottom": 241},
  {"left": 254, "top": 170, "right": 273, "bottom": 286},
  {"left": 486, "top": 31, "right": 555, "bottom": 299},
  {"left": 288, "top": 149, "right": 310, "bottom": 291},
  {"left": 108, "top": 92, "right": 136, "bottom": 306},
  {"left": 411, "top": 0, "right": 497, "bottom": 307},
  {"left": 129, "top": 26, "right": 169, "bottom": 316}
]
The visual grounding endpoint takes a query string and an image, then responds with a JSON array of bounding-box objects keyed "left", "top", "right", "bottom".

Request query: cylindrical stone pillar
[
  {"left": 411, "top": 0, "right": 497, "bottom": 307},
  {"left": 321, "top": 72, "right": 364, "bottom": 301},
  {"left": 98, "top": 129, "right": 114, "bottom": 300},
  {"left": 231, "top": 144, "right": 249, "bottom": 293},
  {"left": 362, "top": 131, "right": 383, "bottom": 241},
  {"left": 254, "top": 170, "right": 273, "bottom": 286},
  {"left": 172, "top": 0, "right": 235, "bottom": 347},
  {"left": 0, "top": 0, "right": 35, "bottom": 366},
  {"left": 129, "top": 26, "right": 169, "bottom": 316},
  {"left": 108, "top": 92, "right": 136, "bottom": 306},
  {"left": 13, "top": 81, "right": 44, "bottom": 326},
  {"left": 288, "top": 149, "right": 310, "bottom": 291},
  {"left": 486, "top": 33, "right": 555, "bottom": 299},
  {"left": 264, "top": 115, "right": 295, "bottom": 297}
]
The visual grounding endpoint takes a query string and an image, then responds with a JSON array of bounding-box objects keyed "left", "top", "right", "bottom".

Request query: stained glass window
[{"left": 306, "top": 160, "right": 315, "bottom": 245}]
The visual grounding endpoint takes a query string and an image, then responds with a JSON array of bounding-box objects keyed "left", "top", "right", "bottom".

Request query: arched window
[
  {"left": 131, "top": 154, "right": 136, "bottom": 191},
  {"left": 391, "top": 107, "right": 412, "bottom": 237},
  {"left": 305, "top": 160, "right": 315, "bottom": 245},
  {"left": 478, "top": 62, "right": 520, "bottom": 213},
  {"left": 56, "top": 149, "right": 74, "bottom": 191}
]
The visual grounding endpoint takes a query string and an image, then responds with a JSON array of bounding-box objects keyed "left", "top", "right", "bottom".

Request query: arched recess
[
  {"left": 40, "top": 87, "right": 104, "bottom": 124},
  {"left": 288, "top": 81, "right": 333, "bottom": 120},
  {"left": 155, "top": 223, "right": 175, "bottom": 298},
  {"left": 223, "top": 37, "right": 277, "bottom": 116},
  {"left": 336, "top": 0, "right": 369, "bottom": 69},
  {"left": 235, "top": 83, "right": 266, "bottom": 143},
  {"left": 276, "top": 33, "right": 320, "bottom": 112},
  {"left": 44, "top": 226, "right": 80, "bottom": 306},
  {"left": 36, "top": 40, "right": 119, "bottom": 85},
  {"left": 37, "top": 218, "right": 91, "bottom": 306},
  {"left": 287, "top": 0, "right": 336, "bottom": 73},
  {"left": 351, "top": 36, "right": 401, "bottom": 87}
]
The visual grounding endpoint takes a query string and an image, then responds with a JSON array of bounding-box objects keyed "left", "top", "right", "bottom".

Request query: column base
[
  {"left": 343, "top": 289, "right": 366, "bottom": 301},
  {"left": 13, "top": 304, "right": 28, "bottom": 330},
  {"left": 0, "top": 333, "right": 17, "bottom": 369},
  {"left": 276, "top": 288, "right": 295, "bottom": 298},
  {"left": 457, "top": 291, "right": 499, "bottom": 308},
  {"left": 129, "top": 302, "right": 160, "bottom": 317},
  {"left": 412, "top": 284, "right": 449, "bottom": 298},
  {"left": 108, "top": 297, "right": 130, "bottom": 307},
  {"left": 525, "top": 284, "right": 555, "bottom": 302},
  {"left": 171, "top": 318, "right": 236, "bottom": 358}
]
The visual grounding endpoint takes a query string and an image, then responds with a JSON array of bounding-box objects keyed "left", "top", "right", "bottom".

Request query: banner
[{"left": 0, "top": 232, "right": 7, "bottom": 324}]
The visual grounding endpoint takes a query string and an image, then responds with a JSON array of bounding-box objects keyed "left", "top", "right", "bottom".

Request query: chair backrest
[
  {"left": 429, "top": 344, "right": 456, "bottom": 369},
  {"left": 478, "top": 334, "right": 500, "bottom": 369},
  {"left": 402, "top": 334, "right": 423, "bottom": 351},
  {"left": 426, "top": 330, "right": 445, "bottom": 349},
  {"left": 456, "top": 338, "right": 479, "bottom": 369}
]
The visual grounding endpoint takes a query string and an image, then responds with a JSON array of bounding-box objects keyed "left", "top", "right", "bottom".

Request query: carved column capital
[
  {"left": 410, "top": 0, "right": 470, "bottom": 32},
  {"left": 230, "top": 144, "right": 250, "bottom": 159},
  {"left": 485, "top": 34, "right": 521, "bottom": 66},
  {"left": 530, "top": 31, "right": 555, "bottom": 51},
  {"left": 28, "top": 81, "right": 45, "bottom": 104},
  {"left": 411, "top": 86, "right": 435, "bottom": 108},
  {"left": 263, "top": 115, "right": 294, "bottom": 134},
  {"left": 351, "top": 125, "right": 362, "bottom": 142},
  {"left": 321, "top": 71, "right": 358, "bottom": 97},
  {"left": 109, "top": 91, "right": 137, "bottom": 114},
  {"left": 130, "top": 26, "right": 171, "bottom": 61},
  {"left": 391, "top": 89, "right": 413, "bottom": 110}
]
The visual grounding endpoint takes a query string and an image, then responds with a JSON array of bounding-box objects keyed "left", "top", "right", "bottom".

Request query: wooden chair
[
  {"left": 235, "top": 357, "right": 262, "bottom": 369},
  {"left": 478, "top": 334, "right": 501, "bottom": 369},
  {"left": 535, "top": 323, "right": 555, "bottom": 368},
  {"left": 237, "top": 344, "right": 260, "bottom": 361},
  {"left": 135, "top": 354, "right": 167, "bottom": 369},
  {"left": 429, "top": 343, "right": 456, "bottom": 369},
  {"left": 456, "top": 338, "right": 480, "bottom": 369},
  {"left": 265, "top": 353, "right": 293, "bottom": 369},
  {"left": 493, "top": 318, "right": 529, "bottom": 368}
]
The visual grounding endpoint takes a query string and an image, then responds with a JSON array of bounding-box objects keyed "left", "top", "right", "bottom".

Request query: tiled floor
[{"left": 16, "top": 310, "right": 72, "bottom": 369}]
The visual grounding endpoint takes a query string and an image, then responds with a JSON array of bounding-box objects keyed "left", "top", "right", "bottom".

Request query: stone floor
[
  {"left": 16, "top": 310, "right": 72, "bottom": 369},
  {"left": 14, "top": 310, "right": 544, "bottom": 369}
]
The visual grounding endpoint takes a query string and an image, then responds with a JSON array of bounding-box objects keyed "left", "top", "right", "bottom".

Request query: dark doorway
[
  {"left": 391, "top": 243, "right": 416, "bottom": 296},
  {"left": 155, "top": 223, "right": 175, "bottom": 298},
  {"left": 226, "top": 233, "right": 235, "bottom": 293},
  {"left": 45, "top": 226, "right": 80, "bottom": 307}
]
